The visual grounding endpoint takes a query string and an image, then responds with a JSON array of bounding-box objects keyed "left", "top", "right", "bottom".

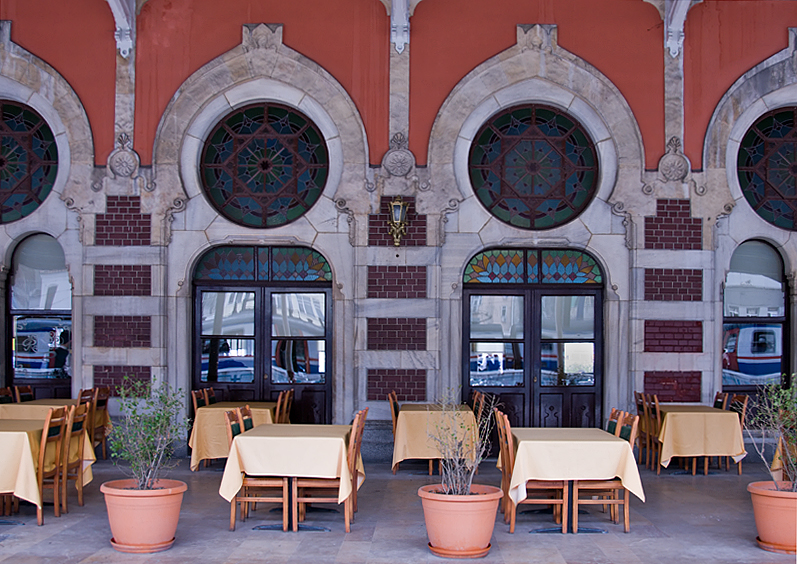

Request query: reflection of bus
[
  {"left": 469, "top": 342, "right": 524, "bottom": 387},
  {"left": 723, "top": 325, "right": 781, "bottom": 385},
  {"left": 13, "top": 317, "right": 71, "bottom": 378}
]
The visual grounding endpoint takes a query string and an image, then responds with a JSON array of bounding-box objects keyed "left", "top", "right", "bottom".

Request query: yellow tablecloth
[
  {"left": 391, "top": 404, "right": 476, "bottom": 470},
  {"left": 219, "top": 424, "right": 364, "bottom": 504},
  {"left": 657, "top": 405, "right": 746, "bottom": 468},
  {"left": 188, "top": 401, "right": 277, "bottom": 471},
  {"left": 0, "top": 398, "right": 111, "bottom": 432},
  {"left": 509, "top": 427, "right": 645, "bottom": 505},
  {"left": 0, "top": 419, "right": 95, "bottom": 508}
]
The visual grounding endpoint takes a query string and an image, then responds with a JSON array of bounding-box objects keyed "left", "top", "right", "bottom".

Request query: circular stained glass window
[
  {"left": 738, "top": 107, "right": 797, "bottom": 231},
  {"left": 201, "top": 103, "right": 329, "bottom": 228},
  {"left": 469, "top": 104, "right": 598, "bottom": 230},
  {"left": 0, "top": 101, "right": 58, "bottom": 224}
]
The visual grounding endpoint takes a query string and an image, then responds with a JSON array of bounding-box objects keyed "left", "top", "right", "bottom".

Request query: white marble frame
[
  {"left": 153, "top": 25, "right": 369, "bottom": 423},
  {"left": 704, "top": 27, "right": 797, "bottom": 386},
  {"left": 0, "top": 23, "right": 94, "bottom": 395}
]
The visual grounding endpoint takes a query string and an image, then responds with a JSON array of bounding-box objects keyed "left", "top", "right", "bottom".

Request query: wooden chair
[
  {"left": 36, "top": 406, "right": 68, "bottom": 525},
  {"left": 280, "top": 389, "right": 294, "bottom": 423},
  {"left": 93, "top": 387, "right": 111, "bottom": 460},
  {"left": 294, "top": 408, "right": 367, "bottom": 532},
  {"left": 702, "top": 391, "right": 730, "bottom": 472},
  {"left": 606, "top": 408, "right": 625, "bottom": 437},
  {"left": 204, "top": 387, "right": 218, "bottom": 405},
  {"left": 633, "top": 391, "right": 648, "bottom": 465},
  {"left": 388, "top": 390, "right": 401, "bottom": 473},
  {"left": 0, "top": 387, "right": 13, "bottom": 404},
  {"left": 223, "top": 409, "right": 289, "bottom": 531},
  {"left": 573, "top": 413, "right": 639, "bottom": 533},
  {"left": 15, "top": 385, "right": 34, "bottom": 402},
  {"left": 726, "top": 394, "right": 749, "bottom": 475},
  {"left": 498, "top": 410, "right": 568, "bottom": 533},
  {"left": 61, "top": 402, "right": 89, "bottom": 513},
  {"left": 78, "top": 389, "right": 96, "bottom": 454},
  {"left": 713, "top": 391, "right": 729, "bottom": 410},
  {"left": 645, "top": 394, "right": 663, "bottom": 473},
  {"left": 273, "top": 390, "right": 285, "bottom": 424},
  {"left": 472, "top": 390, "right": 486, "bottom": 423},
  {"left": 191, "top": 389, "right": 206, "bottom": 415},
  {"left": 237, "top": 404, "right": 255, "bottom": 433},
  {"left": 494, "top": 408, "right": 511, "bottom": 519}
]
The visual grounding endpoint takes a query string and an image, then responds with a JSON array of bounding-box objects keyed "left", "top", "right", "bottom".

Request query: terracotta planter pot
[
  {"left": 101, "top": 479, "right": 187, "bottom": 553},
  {"left": 418, "top": 484, "right": 502, "bottom": 558},
  {"left": 747, "top": 481, "right": 797, "bottom": 555}
]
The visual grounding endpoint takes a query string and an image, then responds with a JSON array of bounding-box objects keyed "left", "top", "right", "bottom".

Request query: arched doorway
[
  {"left": 8, "top": 234, "right": 72, "bottom": 399},
  {"left": 192, "top": 245, "right": 332, "bottom": 423},
  {"left": 722, "top": 240, "right": 789, "bottom": 389},
  {"left": 462, "top": 248, "right": 604, "bottom": 428}
]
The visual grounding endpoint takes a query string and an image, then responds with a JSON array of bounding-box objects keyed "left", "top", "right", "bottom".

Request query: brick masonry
[
  {"left": 93, "top": 365, "right": 150, "bottom": 395},
  {"left": 367, "top": 368, "right": 426, "bottom": 401},
  {"left": 96, "top": 195, "right": 151, "bottom": 246},
  {"left": 644, "top": 320, "right": 702, "bottom": 353},
  {"left": 94, "top": 265, "right": 151, "bottom": 296},
  {"left": 367, "top": 266, "right": 426, "bottom": 299},
  {"left": 367, "top": 318, "right": 426, "bottom": 350},
  {"left": 644, "top": 268, "right": 702, "bottom": 301},
  {"left": 644, "top": 199, "right": 702, "bottom": 250},
  {"left": 94, "top": 316, "right": 151, "bottom": 348},
  {"left": 644, "top": 371, "right": 701, "bottom": 402},
  {"left": 368, "top": 195, "right": 426, "bottom": 246}
]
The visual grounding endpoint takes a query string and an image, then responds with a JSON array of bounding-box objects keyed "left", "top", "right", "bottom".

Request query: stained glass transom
[
  {"left": 194, "top": 246, "right": 330, "bottom": 282},
  {"left": 540, "top": 250, "right": 602, "bottom": 284},
  {"left": 194, "top": 247, "right": 256, "bottom": 280},
  {"left": 271, "top": 247, "right": 331, "bottom": 282},
  {"left": 463, "top": 250, "right": 525, "bottom": 283},
  {"left": 201, "top": 103, "right": 328, "bottom": 228},
  {"left": 464, "top": 249, "right": 601, "bottom": 285},
  {"left": 0, "top": 101, "right": 58, "bottom": 224},
  {"left": 738, "top": 107, "right": 797, "bottom": 230},
  {"left": 469, "top": 105, "right": 598, "bottom": 230}
]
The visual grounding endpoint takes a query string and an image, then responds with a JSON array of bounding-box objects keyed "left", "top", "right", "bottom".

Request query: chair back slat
[
  {"left": 729, "top": 394, "right": 749, "bottom": 427},
  {"left": 618, "top": 413, "right": 639, "bottom": 445},
  {"left": 224, "top": 410, "right": 242, "bottom": 448},
  {"left": 606, "top": 408, "right": 624, "bottom": 436},
  {"left": 388, "top": 390, "right": 400, "bottom": 436},
  {"left": 204, "top": 387, "right": 217, "bottom": 405},
  {"left": 713, "top": 391, "right": 729, "bottom": 410},
  {"left": 15, "top": 385, "right": 34, "bottom": 402},
  {"left": 0, "top": 387, "right": 13, "bottom": 403},
  {"left": 238, "top": 405, "right": 255, "bottom": 431}
]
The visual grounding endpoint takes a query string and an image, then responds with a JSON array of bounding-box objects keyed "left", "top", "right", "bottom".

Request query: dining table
[
  {"left": 189, "top": 401, "right": 277, "bottom": 471},
  {"left": 657, "top": 404, "right": 746, "bottom": 469},
  {"left": 218, "top": 423, "right": 365, "bottom": 530},
  {"left": 0, "top": 418, "right": 95, "bottom": 508},
  {"left": 391, "top": 403, "right": 477, "bottom": 472},
  {"left": 508, "top": 427, "right": 645, "bottom": 533},
  {"left": 0, "top": 398, "right": 112, "bottom": 432}
]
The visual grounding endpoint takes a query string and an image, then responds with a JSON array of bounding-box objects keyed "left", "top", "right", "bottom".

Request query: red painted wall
[
  {"left": 135, "top": 0, "right": 389, "bottom": 165},
  {"left": 410, "top": 0, "right": 664, "bottom": 167},
  {"left": 684, "top": 1, "right": 797, "bottom": 170},
  {"left": 0, "top": 0, "right": 116, "bottom": 166}
]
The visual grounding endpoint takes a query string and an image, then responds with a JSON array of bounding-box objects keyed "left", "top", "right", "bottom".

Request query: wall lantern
[{"left": 387, "top": 195, "right": 410, "bottom": 246}]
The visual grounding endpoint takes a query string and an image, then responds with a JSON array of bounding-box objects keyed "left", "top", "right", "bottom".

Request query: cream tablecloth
[
  {"left": 0, "top": 398, "right": 111, "bottom": 432},
  {"left": 657, "top": 404, "right": 746, "bottom": 468},
  {"left": 508, "top": 427, "right": 645, "bottom": 505},
  {"left": 0, "top": 419, "right": 95, "bottom": 508},
  {"left": 219, "top": 424, "right": 364, "bottom": 504},
  {"left": 189, "top": 401, "right": 277, "bottom": 471},
  {"left": 391, "top": 404, "right": 476, "bottom": 471}
]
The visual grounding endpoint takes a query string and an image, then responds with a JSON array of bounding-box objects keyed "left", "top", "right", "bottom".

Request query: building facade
[{"left": 1, "top": 0, "right": 795, "bottom": 427}]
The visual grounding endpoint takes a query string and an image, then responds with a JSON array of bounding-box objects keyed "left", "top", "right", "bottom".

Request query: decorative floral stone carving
[
  {"left": 381, "top": 133, "right": 415, "bottom": 177},
  {"left": 658, "top": 137, "right": 689, "bottom": 182}
]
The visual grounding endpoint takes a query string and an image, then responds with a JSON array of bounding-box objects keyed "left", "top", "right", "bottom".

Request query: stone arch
[
  {"left": 0, "top": 21, "right": 94, "bottom": 260},
  {"left": 428, "top": 24, "right": 643, "bottom": 223}
]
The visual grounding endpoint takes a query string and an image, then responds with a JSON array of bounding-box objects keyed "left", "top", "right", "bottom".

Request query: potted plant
[
  {"left": 100, "top": 376, "right": 191, "bottom": 553},
  {"left": 417, "top": 390, "right": 502, "bottom": 558},
  {"left": 745, "top": 379, "right": 796, "bottom": 555}
]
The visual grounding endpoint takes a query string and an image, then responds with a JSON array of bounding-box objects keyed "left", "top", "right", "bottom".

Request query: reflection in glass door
[
  {"left": 463, "top": 249, "right": 603, "bottom": 429},
  {"left": 193, "top": 246, "right": 333, "bottom": 423}
]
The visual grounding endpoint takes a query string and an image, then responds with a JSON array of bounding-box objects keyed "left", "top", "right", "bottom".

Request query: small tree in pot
[
  {"left": 745, "top": 379, "right": 797, "bottom": 555},
  {"left": 100, "top": 376, "right": 191, "bottom": 553},
  {"left": 418, "top": 390, "right": 502, "bottom": 559}
]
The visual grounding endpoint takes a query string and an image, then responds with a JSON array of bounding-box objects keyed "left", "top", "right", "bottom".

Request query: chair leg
[
  {"left": 392, "top": 463, "right": 398, "bottom": 475},
  {"left": 623, "top": 488, "right": 630, "bottom": 533},
  {"left": 282, "top": 479, "right": 289, "bottom": 532},
  {"left": 428, "top": 459, "right": 433, "bottom": 475},
  {"left": 572, "top": 482, "right": 578, "bottom": 534},
  {"left": 292, "top": 479, "right": 299, "bottom": 532},
  {"left": 509, "top": 499, "right": 517, "bottom": 533},
  {"left": 737, "top": 459, "right": 742, "bottom": 475},
  {"left": 230, "top": 500, "right": 236, "bottom": 531},
  {"left": 562, "top": 482, "right": 569, "bottom": 534}
]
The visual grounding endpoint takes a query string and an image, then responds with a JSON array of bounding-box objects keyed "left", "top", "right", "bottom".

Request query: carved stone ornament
[
  {"left": 517, "top": 24, "right": 557, "bottom": 53},
  {"left": 242, "top": 23, "right": 283, "bottom": 52},
  {"left": 93, "top": 133, "right": 152, "bottom": 192},
  {"left": 381, "top": 132, "right": 416, "bottom": 177},
  {"left": 658, "top": 136, "right": 689, "bottom": 182}
]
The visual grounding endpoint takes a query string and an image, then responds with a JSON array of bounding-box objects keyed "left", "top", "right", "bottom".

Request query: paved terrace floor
[{"left": 0, "top": 452, "right": 793, "bottom": 564}]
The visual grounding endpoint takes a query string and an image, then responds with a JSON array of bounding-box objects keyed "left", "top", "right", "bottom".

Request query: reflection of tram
[
  {"left": 468, "top": 342, "right": 524, "bottom": 387},
  {"left": 722, "top": 326, "right": 781, "bottom": 385}
]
